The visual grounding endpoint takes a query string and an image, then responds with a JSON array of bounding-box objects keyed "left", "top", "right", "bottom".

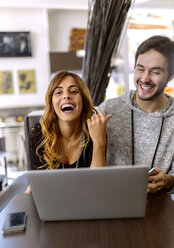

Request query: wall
[
  {"left": 0, "top": 7, "right": 50, "bottom": 108},
  {"left": 49, "top": 9, "right": 88, "bottom": 51},
  {"left": 0, "top": 0, "right": 88, "bottom": 10},
  {"left": 0, "top": 1, "right": 132, "bottom": 110},
  {"left": 0, "top": 7, "right": 88, "bottom": 109}
]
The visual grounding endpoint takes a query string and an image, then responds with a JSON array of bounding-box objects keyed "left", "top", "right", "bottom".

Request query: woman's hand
[
  {"left": 87, "top": 111, "right": 111, "bottom": 147},
  {"left": 25, "top": 185, "right": 31, "bottom": 194},
  {"left": 87, "top": 111, "right": 112, "bottom": 168}
]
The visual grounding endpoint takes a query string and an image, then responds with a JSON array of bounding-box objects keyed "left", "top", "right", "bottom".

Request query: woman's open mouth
[{"left": 61, "top": 103, "right": 75, "bottom": 113}]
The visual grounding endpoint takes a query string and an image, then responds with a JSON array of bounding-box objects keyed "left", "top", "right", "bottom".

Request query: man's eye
[
  {"left": 152, "top": 71, "right": 160, "bottom": 75},
  {"left": 136, "top": 67, "right": 144, "bottom": 72},
  {"left": 137, "top": 68, "right": 144, "bottom": 72}
]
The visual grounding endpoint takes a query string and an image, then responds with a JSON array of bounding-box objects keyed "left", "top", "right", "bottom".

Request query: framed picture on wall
[
  {"left": 0, "top": 70, "right": 14, "bottom": 94},
  {"left": 0, "top": 32, "right": 32, "bottom": 57},
  {"left": 18, "top": 69, "right": 36, "bottom": 94}
]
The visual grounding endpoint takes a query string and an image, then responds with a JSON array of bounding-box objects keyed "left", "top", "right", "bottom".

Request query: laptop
[{"left": 27, "top": 166, "right": 148, "bottom": 221}]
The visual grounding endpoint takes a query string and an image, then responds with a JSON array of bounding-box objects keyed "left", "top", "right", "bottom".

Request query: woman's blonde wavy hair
[{"left": 37, "top": 70, "right": 96, "bottom": 169}]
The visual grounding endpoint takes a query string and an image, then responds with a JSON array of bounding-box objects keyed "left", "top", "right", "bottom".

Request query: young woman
[{"left": 28, "top": 70, "right": 111, "bottom": 170}]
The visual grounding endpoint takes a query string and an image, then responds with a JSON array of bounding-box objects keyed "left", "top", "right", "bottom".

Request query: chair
[{"left": 24, "top": 110, "right": 43, "bottom": 170}]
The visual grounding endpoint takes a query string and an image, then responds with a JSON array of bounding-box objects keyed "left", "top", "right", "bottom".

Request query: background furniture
[
  {"left": 0, "top": 174, "right": 28, "bottom": 212},
  {"left": 0, "top": 122, "right": 26, "bottom": 167},
  {"left": 0, "top": 192, "right": 174, "bottom": 247},
  {"left": 50, "top": 51, "right": 83, "bottom": 72},
  {"left": 0, "top": 110, "right": 43, "bottom": 211},
  {"left": 0, "top": 137, "right": 8, "bottom": 190},
  {"left": 24, "top": 110, "right": 43, "bottom": 170}
]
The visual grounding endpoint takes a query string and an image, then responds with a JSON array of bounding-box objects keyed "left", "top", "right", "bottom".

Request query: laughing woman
[{"left": 28, "top": 70, "right": 111, "bottom": 171}]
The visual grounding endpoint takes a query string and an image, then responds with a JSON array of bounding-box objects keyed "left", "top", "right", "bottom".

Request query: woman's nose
[{"left": 63, "top": 93, "right": 70, "bottom": 99}]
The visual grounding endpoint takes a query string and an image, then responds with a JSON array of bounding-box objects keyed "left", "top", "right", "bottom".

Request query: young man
[{"left": 98, "top": 35, "right": 174, "bottom": 193}]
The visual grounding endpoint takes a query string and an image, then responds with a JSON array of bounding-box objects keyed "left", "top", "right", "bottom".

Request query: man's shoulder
[{"left": 97, "top": 90, "right": 133, "bottom": 111}]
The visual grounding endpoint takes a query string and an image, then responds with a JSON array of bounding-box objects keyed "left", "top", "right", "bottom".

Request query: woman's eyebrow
[
  {"left": 69, "top": 85, "right": 79, "bottom": 88},
  {"left": 55, "top": 86, "right": 63, "bottom": 89},
  {"left": 55, "top": 84, "right": 78, "bottom": 89}
]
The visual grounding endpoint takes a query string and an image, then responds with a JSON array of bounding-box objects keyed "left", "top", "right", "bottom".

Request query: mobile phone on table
[
  {"left": 148, "top": 168, "right": 156, "bottom": 176},
  {"left": 2, "top": 212, "right": 27, "bottom": 234}
]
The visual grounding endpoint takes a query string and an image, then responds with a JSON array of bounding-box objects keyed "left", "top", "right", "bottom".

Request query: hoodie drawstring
[{"left": 131, "top": 109, "right": 165, "bottom": 169}]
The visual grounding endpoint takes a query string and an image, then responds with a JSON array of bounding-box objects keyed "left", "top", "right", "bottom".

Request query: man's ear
[{"left": 168, "top": 74, "right": 174, "bottom": 82}]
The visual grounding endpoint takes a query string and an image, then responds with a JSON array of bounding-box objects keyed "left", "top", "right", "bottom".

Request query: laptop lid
[{"left": 27, "top": 166, "right": 148, "bottom": 221}]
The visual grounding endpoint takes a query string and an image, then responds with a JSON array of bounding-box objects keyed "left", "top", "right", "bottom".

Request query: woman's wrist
[{"left": 92, "top": 139, "right": 106, "bottom": 148}]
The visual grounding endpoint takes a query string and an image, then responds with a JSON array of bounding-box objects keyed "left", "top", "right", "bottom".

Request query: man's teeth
[{"left": 140, "top": 83, "right": 154, "bottom": 90}]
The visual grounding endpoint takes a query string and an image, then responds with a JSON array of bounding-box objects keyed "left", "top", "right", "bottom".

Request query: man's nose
[{"left": 141, "top": 71, "right": 151, "bottom": 83}]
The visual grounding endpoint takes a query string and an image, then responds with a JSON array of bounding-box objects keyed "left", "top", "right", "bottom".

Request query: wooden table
[{"left": 0, "top": 193, "right": 174, "bottom": 248}]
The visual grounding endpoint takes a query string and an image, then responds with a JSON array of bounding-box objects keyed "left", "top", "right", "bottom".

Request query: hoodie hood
[{"left": 125, "top": 90, "right": 174, "bottom": 118}]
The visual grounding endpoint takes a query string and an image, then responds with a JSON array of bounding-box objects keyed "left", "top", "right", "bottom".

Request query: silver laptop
[{"left": 27, "top": 166, "right": 148, "bottom": 221}]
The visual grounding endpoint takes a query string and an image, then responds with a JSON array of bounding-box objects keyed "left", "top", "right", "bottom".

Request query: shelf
[{"left": 50, "top": 51, "right": 83, "bottom": 72}]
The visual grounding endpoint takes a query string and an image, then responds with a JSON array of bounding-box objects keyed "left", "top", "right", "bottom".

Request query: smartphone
[
  {"left": 148, "top": 168, "right": 156, "bottom": 176},
  {"left": 2, "top": 212, "right": 27, "bottom": 234}
]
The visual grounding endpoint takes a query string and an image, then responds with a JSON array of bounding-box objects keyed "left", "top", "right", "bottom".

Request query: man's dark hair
[{"left": 135, "top": 35, "right": 174, "bottom": 78}]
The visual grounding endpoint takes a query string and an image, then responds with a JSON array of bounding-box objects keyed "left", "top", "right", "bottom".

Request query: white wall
[
  {"left": 0, "top": 0, "right": 88, "bottom": 10},
  {"left": 49, "top": 9, "right": 88, "bottom": 51},
  {"left": 0, "top": 8, "right": 50, "bottom": 108},
  {"left": 0, "top": 7, "right": 88, "bottom": 108}
]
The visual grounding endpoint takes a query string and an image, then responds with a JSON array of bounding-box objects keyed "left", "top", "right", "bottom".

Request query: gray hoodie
[{"left": 98, "top": 90, "right": 174, "bottom": 177}]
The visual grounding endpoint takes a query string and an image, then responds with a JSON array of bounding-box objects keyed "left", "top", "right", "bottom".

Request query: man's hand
[{"left": 148, "top": 167, "right": 174, "bottom": 193}]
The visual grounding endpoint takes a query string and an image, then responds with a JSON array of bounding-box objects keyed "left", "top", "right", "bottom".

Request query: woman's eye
[
  {"left": 70, "top": 90, "right": 78, "bottom": 94},
  {"left": 55, "top": 90, "right": 62, "bottom": 95}
]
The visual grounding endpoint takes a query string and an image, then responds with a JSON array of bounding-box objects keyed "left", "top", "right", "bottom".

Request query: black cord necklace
[{"left": 131, "top": 109, "right": 165, "bottom": 169}]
